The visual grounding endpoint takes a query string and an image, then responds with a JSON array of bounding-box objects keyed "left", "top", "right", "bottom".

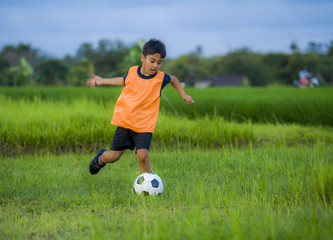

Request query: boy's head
[
  {"left": 140, "top": 39, "right": 166, "bottom": 76},
  {"left": 142, "top": 39, "right": 166, "bottom": 59}
]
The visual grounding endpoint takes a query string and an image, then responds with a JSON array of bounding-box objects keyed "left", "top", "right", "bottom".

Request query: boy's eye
[{"left": 150, "top": 60, "right": 163, "bottom": 64}]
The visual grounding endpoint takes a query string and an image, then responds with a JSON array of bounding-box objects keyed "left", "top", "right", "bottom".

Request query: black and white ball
[{"left": 133, "top": 172, "right": 164, "bottom": 196}]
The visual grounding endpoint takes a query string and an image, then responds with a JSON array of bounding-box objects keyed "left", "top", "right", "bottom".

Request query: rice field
[
  {"left": 0, "top": 86, "right": 333, "bottom": 239},
  {"left": 1, "top": 86, "right": 332, "bottom": 126}
]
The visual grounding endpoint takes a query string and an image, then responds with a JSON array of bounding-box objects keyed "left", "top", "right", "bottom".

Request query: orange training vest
[{"left": 111, "top": 66, "right": 165, "bottom": 133}]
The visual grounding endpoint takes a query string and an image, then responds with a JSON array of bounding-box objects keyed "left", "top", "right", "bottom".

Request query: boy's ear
[{"left": 140, "top": 54, "right": 145, "bottom": 62}]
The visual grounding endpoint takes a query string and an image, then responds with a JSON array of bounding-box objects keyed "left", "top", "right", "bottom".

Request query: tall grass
[
  {"left": 160, "top": 86, "right": 333, "bottom": 126},
  {"left": 1, "top": 86, "right": 333, "bottom": 126},
  {"left": 0, "top": 145, "right": 332, "bottom": 239},
  {"left": 1, "top": 95, "right": 332, "bottom": 154}
]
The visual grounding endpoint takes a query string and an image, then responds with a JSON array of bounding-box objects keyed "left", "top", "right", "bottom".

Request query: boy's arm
[
  {"left": 170, "top": 76, "right": 194, "bottom": 104},
  {"left": 86, "top": 74, "right": 124, "bottom": 87}
]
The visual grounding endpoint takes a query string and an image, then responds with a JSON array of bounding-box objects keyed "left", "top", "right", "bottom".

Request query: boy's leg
[
  {"left": 136, "top": 149, "right": 151, "bottom": 173},
  {"left": 89, "top": 149, "right": 107, "bottom": 175},
  {"left": 100, "top": 150, "right": 124, "bottom": 163},
  {"left": 89, "top": 149, "right": 124, "bottom": 175}
]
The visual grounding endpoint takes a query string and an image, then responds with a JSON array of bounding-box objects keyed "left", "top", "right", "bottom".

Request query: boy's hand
[
  {"left": 86, "top": 74, "right": 103, "bottom": 87},
  {"left": 183, "top": 95, "right": 194, "bottom": 104}
]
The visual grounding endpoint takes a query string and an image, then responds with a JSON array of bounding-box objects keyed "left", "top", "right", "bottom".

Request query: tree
[
  {"left": 163, "top": 52, "right": 210, "bottom": 85},
  {"left": 290, "top": 41, "right": 300, "bottom": 53},
  {"left": 1, "top": 39, "right": 332, "bottom": 86},
  {"left": 306, "top": 41, "right": 326, "bottom": 54},
  {"left": 0, "top": 43, "right": 41, "bottom": 69},
  {"left": 222, "top": 48, "right": 272, "bottom": 86},
  {"left": 76, "top": 43, "right": 94, "bottom": 60},
  {"left": 0, "top": 56, "right": 9, "bottom": 85},
  {"left": 0, "top": 43, "right": 44, "bottom": 85},
  {"left": 76, "top": 39, "right": 130, "bottom": 77},
  {"left": 260, "top": 53, "right": 290, "bottom": 84},
  {"left": 38, "top": 59, "right": 68, "bottom": 85},
  {"left": 122, "top": 40, "right": 145, "bottom": 71},
  {"left": 5, "top": 58, "right": 33, "bottom": 86},
  {"left": 66, "top": 59, "right": 94, "bottom": 86},
  {"left": 328, "top": 41, "right": 333, "bottom": 59}
]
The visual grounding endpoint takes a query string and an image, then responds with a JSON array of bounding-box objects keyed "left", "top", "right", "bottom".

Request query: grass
[
  {"left": 1, "top": 95, "right": 332, "bottom": 154},
  {"left": 1, "top": 86, "right": 333, "bottom": 239},
  {"left": 1, "top": 86, "right": 333, "bottom": 126},
  {"left": 1, "top": 145, "right": 332, "bottom": 239}
]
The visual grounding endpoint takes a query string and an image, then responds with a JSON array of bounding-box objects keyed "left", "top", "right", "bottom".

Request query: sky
[{"left": 0, "top": 0, "right": 332, "bottom": 58}]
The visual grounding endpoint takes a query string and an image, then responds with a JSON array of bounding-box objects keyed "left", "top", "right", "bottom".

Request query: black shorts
[{"left": 110, "top": 127, "right": 152, "bottom": 151}]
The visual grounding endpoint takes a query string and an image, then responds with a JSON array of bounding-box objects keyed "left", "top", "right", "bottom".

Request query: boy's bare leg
[
  {"left": 136, "top": 149, "right": 151, "bottom": 173},
  {"left": 100, "top": 150, "right": 124, "bottom": 164}
]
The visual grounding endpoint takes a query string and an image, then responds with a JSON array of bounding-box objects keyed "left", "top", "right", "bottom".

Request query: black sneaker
[{"left": 89, "top": 149, "right": 107, "bottom": 175}]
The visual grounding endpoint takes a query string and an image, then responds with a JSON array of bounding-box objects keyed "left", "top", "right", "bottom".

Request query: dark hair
[{"left": 142, "top": 39, "right": 166, "bottom": 58}]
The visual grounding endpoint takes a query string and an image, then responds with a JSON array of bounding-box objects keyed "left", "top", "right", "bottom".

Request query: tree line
[{"left": 0, "top": 39, "right": 332, "bottom": 86}]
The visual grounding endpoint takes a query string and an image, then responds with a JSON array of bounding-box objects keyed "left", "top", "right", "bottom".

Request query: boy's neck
[
  {"left": 140, "top": 65, "right": 153, "bottom": 77},
  {"left": 137, "top": 66, "right": 157, "bottom": 79}
]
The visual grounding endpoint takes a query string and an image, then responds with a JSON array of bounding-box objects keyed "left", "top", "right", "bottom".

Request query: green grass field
[{"left": 1, "top": 87, "right": 333, "bottom": 239}]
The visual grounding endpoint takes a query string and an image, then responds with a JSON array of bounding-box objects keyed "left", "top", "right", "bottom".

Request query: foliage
[
  {"left": 76, "top": 39, "right": 130, "bottom": 77},
  {"left": 122, "top": 40, "right": 145, "bottom": 71},
  {"left": 0, "top": 43, "right": 41, "bottom": 68},
  {"left": 259, "top": 53, "right": 290, "bottom": 84},
  {"left": 3, "top": 58, "right": 34, "bottom": 86},
  {"left": 0, "top": 40, "right": 333, "bottom": 86},
  {"left": 66, "top": 59, "right": 94, "bottom": 86},
  {"left": 221, "top": 48, "right": 273, "bottom": 86},
  {"left": 37, "top": 59, "right": 68, "bottom": 85},
  {"left": 162, "top": 53, "right": 211, "bottom": 86}
]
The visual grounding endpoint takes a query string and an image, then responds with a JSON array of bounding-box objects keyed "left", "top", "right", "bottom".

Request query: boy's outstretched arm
[
  {"left": 86, "top": 74, "right": 124, "bottom": 87},
  {"left": 170, "top": 76, "right": 194, "bottom": 104}
]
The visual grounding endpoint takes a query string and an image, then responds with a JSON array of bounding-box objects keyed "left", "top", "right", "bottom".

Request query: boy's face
[{"left": 141, "top": 53, "right": 164, "bottom": 76}]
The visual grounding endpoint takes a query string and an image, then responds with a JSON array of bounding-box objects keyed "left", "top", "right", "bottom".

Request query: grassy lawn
[{"left": 1, "top": 146, "right": 332, "bottom": 239}]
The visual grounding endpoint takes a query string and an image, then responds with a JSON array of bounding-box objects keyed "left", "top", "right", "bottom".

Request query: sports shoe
[{"left": 89, "top": 149, "right": 107, "bottom": 175}]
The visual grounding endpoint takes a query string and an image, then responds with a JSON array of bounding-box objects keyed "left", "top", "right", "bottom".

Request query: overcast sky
[{"left": 1, "top": 0, "right": 332, "bottom": 58}]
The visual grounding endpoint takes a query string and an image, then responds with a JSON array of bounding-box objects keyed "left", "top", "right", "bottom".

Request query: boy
[{"left": 86, "top": 39, "right": 194, "bottom": 175}]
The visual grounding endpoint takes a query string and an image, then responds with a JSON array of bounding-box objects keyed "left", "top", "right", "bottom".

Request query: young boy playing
[{"left": 86, "top": 39, "right": 194, "bottom": 175}]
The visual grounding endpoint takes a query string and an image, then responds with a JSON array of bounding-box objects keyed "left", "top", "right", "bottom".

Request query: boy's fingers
[
  {"left": 185, "top": 96, "right": 194, "bottom": 104},
  {"left": 86, "top": 78, "right": 97, "bottom": 87},
  {"left": 86, "top": 79, "right": 92, "bottom": 86}
]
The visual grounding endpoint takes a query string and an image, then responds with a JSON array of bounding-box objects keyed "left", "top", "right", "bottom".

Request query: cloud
[{"left": 0, "top": 0, "right": 332, "bottom": 58}]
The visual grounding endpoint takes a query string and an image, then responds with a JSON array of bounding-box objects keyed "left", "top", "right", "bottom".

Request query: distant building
[{"left": 196, "top": 75, "right": 247, "bottom": 87}]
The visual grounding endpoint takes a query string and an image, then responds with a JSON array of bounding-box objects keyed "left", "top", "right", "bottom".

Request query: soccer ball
[{"left": 133, "top": 172, "right": 164, "bottom": 196}]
